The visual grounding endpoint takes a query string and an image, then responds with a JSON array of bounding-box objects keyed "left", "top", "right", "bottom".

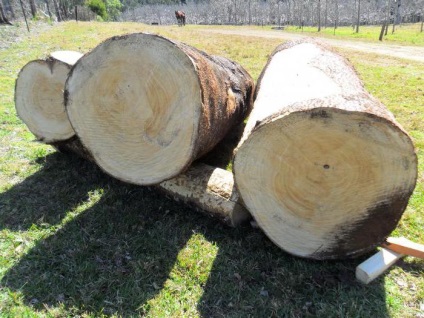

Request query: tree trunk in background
[
  {"left": 385, "top": 0, "right": 391, "bottom": 35},
  {"left": 317, "top": 0, "right": 321, "bottom": 31},
  {"left": 0, "top": 1, "right": 12, "bottom": 24},
  {"left": 52, "top": 0, "right": 61, "bottom": 21},
  {"left": 248, "top": 0, "right": 251, "bottom": 24},
  {"left": 66, "top": 33, "right": 254, "bottom": 186},
  {"left": 379, "top": 22, "right": 386, "bottom": 40},
  {"left": 324, "top": 0, "right": 327, "bottom": 28},
  {"left": 233, "top": 39, "right": 417, "bottom": 260},
  {"left": 60, "top": 0, "right": 68, "bottom": 19},
  {"left": 356, "top": 0, "right": 360, "bottom": 33},
  {"left": 421, "top": 13, "right": 423, "bottom": 32},
  {"left": 18, "top": 0, "right": 29, "bottom": 31},
  {"left": 233, "top": 0, "right": 236, "bottom": 24},
  {"left": 44, "top": 0, "right": 52, "bottom": 19},
  {"left": 334, "top": 0, "right": 338, "bottom": 29},
  {"left": 4, "top": 0, "right": 15, "bottom": 19},
  {"left": 287, "top": 0, "right": 294, "bottom": 25},
  {"left": 392, "top": 0, "right": 398, "bottom": 33},
  {"left": 29, "top": 0, "right": 36, "bottom": 17},
  {"left": 352, "top": 0, "right": 356, "bottom": 28}
]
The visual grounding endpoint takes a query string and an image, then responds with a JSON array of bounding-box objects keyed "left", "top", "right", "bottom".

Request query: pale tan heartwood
[
  {"left": 15, "top": 51, "right": 82, "bottom": 143},
  {"left": 233, "top": 40, "right": 417, "bottom": 260}
]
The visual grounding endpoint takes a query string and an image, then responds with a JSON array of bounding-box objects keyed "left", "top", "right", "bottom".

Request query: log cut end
[
  {"left": 234, "top": 106, "right": 417, "bottom": 259},
  {"left": 66, "top": 33, "right": 202, "bottom": 185},
  {"left": 15, "top": 59, "right": 75, "bottom": 143}
]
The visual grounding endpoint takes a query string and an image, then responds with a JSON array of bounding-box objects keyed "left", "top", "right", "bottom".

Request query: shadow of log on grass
[
  {"left": 196, "top": 231, "right": 390, "bottom": 317},
  {"left": 1, "top": 154, "right": 202, "bottom": 315},
  {"left": 0, "top": 152, "right": 105, "bottom": 231},
  {"left": 1, "top": 152, "right": 390, "bottom": 316}
]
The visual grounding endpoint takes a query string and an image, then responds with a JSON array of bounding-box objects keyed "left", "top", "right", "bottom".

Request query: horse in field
[{"left": 175, "top": 10, "right": 186, "bottom": 26}]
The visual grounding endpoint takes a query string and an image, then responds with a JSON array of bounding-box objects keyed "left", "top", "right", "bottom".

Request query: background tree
[
  {"left": 105, "top": 0, "right": 122, "bottom": 20},
  {"left": 87, "top": 0, "right": 107, "bottom": 19},
  {"left": 0, "top": 1, "right": 13, "bottom": 23},
  {"left": 29, "top": 0, "right": 36, "bottom": 17},
  {"left": 356, "top": 0, "right": 361, "bottom": 32}
]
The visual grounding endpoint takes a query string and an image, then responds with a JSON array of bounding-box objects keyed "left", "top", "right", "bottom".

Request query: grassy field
[
  {"left": 0, "top": 21, "right": 423, "bottom": 317},
  {"left": 283, "top": 23, "right": 424, "bottom": 46}
]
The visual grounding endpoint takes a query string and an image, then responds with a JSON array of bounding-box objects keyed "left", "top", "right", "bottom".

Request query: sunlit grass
[{"left": 285, "top": 23, "right": 424, "bottom": 45}]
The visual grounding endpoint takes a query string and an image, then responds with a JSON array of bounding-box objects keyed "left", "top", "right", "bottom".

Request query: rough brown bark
[
  {"left": 233, "top": 39, "right": 417, "bottom": 260},
  {"left": 66, "top": 33, "right": 254, "bottom": 186}
]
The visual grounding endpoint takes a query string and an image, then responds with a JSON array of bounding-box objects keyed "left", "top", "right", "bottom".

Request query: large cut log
[
  {"left": 233, "top": 40, "right": 417, "bottom": 260},
  {"left": 15, "top": 51, "right": 83, "bottom": 144},
  {"left": 65, "top": 33, "right": 254, "bottom": 185}
]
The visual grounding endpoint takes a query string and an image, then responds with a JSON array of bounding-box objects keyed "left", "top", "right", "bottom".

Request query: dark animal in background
[
  {"left": 175, "top": 10, "right": 186, "bottom": 26},
  {"left": 181, "top": 0, "right": 186, "bottom": 4}
]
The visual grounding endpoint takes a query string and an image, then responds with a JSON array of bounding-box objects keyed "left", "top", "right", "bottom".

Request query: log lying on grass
[
  {"left": 159, "top": 163, "right": 250, "bottom": 227},
  {"left": 233, "top": 40, "right": 417, "bottom": 259},
  {"left": 66, "top": 33, "right": 254, "bottom": 185},
  {"left": 15, "top": 51, "right": 83, "bottom": 144}
]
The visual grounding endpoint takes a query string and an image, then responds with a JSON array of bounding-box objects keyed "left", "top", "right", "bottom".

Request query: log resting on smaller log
[
  {"left": 15, "top": 51, "right": 83, "bottom": 144},
  {"left": 233, "top": 40, "right": 417, "bottom": 260},
  {"left": 15, "top": 47, "right": 251, "bottom": 227},
  {"left": 65, "top": 33, "right": 254, "bottom": 185}
]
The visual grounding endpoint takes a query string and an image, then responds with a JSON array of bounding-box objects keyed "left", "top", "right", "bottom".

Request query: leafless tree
[{"left": 356, "top": 0, "right": 361, "bottom": 32}]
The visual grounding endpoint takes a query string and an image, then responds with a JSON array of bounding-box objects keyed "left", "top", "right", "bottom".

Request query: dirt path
[{"left": 200, "top": 28, "right": 424, "bottom": 63}]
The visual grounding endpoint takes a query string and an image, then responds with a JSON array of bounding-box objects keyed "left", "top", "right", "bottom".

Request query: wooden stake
[
  {"left": 356, "top": 248, "right": 404, "bottom": 284},
  {"left": 356, "top": 237, "right": 423, "bottom": 284},
  {"left": 382, "top": 237, "right": 424, "bottom": 259}
]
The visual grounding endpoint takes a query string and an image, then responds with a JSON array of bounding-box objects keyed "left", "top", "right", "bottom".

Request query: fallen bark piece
[
  {"left": 66, "top": 33, "right": 254, "bottom": 185},
  {"left": 356, "top": 248, "right": 404, "bottom": 284},
  {"left": 158, "top": 163, "right": 250, "bottom": 227},
  {"left": 233, "top": 40, "right": 417, "bottom": 259},
  {"left": 15, "top": 51, "right": 83, "bottom": 143}
]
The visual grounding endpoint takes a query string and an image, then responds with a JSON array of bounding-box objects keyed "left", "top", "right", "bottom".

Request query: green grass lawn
[
  {"left": 284, "top": 23, "right": 424, "bottom": 46},
  {"left": 0, "top": 21, "right": 423, "bottom": 317}
]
